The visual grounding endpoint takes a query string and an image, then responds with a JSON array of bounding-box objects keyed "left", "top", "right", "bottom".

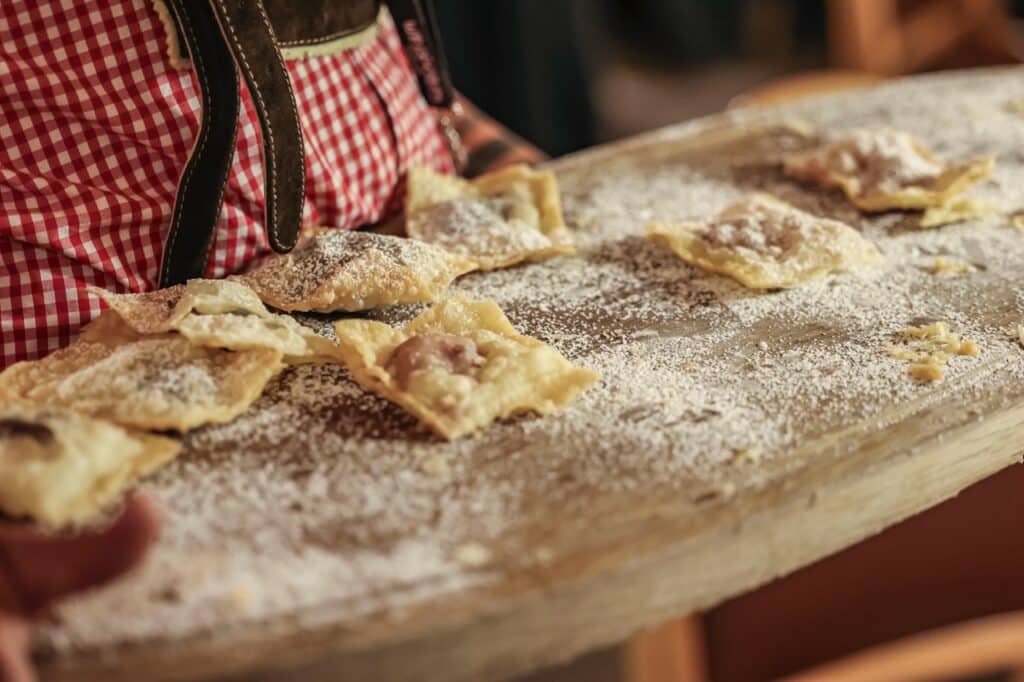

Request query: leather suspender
[
  {"left": 209, "top": 0, "right": 305, "bottom": 256},
  {"left": 161, "top": 0, "right": 240, "bottom": 287},
  {"left": 388, "top": 0, "right": 465, "bottom": 170},
  {"left": 159, "top": 0, "right": 453, "bottom": 287},
  {"left": 160, "top": 0, "right": 307, "bottom": 287},
  {"left": 387, "top": 0, "right": 454, "bottom": 109}
]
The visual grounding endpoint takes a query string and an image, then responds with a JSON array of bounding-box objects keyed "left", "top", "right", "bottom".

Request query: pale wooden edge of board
[{"left": 40, "top": 389, "right": 1024, "bottom": 682}]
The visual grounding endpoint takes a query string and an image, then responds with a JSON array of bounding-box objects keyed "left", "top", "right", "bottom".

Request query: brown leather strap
[
  {"left": 210, "top": 0, "right": 306, "bottom": 255},
  {"left": 264, "top": 0, "right": 380, "bottom": 47},
  {"left": 159, "top": 0, "right": 305, "bottom": 285},
  {"left": 387, "top": 0, "right": 455, "bottom": 108},
  {"left": 159, "top": 0, "right": 240, "bottom": 287},
  {"left": 387, "top": 0, "right": 464, "bottom": 169},
  {"left": 158, "top": 0, "right": 456, "bottom": 286}
]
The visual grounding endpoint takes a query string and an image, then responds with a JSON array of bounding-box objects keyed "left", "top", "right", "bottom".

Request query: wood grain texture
[{"left": 37, "top": 67, "right": 1024, "bottom": 682}]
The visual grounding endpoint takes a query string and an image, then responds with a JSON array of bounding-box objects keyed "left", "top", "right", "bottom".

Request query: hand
[{"left": 0, "top": 494, "right": 159, "bottom": 682}]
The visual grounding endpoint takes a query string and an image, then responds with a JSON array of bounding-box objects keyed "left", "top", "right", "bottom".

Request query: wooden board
[{"left": 37, "top": 67, "right": 1024, "bottom": 682}]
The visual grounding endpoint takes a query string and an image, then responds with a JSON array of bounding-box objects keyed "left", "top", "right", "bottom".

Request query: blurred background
[{"left": 436, "top": 0, "right": 1024, "bottom": 157}]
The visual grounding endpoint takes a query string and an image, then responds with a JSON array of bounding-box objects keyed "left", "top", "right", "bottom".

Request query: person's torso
[{"left": 0, "top": 0, "right": 453, "bottom": 293}]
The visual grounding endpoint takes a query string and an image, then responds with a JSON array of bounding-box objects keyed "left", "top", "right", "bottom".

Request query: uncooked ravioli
[
  {"left": 0, "top": 329, "right": 282, "bottom": 432},
  {"left": 89, "top": 278, "right": 270, "bottom": 334},
  {"left": 234, "top": 230, "right": 476, "bottom": 312},
  {"left": 333, "top": 296, "right": 598, "bottom": 439},
  {"left": 90, "top": 279, "right": 339, "bottom": 363},
  {"left": 782, "top": 127, "right": 993, "bottom": 212},
  {"left": 646, "top": 193, "right": 882, "bottom": 289},
  {"left": 0, "top": 405, "right": 180, "bottom": 527},
  {"left": 405, "top": 164, "right": 575, "bottom": 270}
]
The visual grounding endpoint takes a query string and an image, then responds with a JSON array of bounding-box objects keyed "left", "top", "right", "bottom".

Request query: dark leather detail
[
  {"left": 265, "top": 0, "right": 381, "bottom": 47},
  {"left": 159, "top": 0, "right": 240, "bottom": 287},
  {"left": 387, "top": 0, "right": 454, "bottom": 107},
  {"left": 463, "top": 140, "right": 513, "bottom": 179},
  {"left": 210, "top": 0, "right": 306, "bottom": 254}
]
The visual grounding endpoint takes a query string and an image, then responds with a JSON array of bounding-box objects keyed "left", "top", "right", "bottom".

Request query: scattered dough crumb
[
  {"left": 958, "top": 339, "right": 980, "bottom": 356},
  {"left": 1013, "top": 214, "right": 1024, "bottom": 230},
  {"left": 454, "top": 542, "right": 492, "bottom": 567},
  {"left": 886, "top": 321, "right": 980, "bottom": 382},
  {"left": 732, "top": 447, "right": 762, "bottom": 464},
  {"left": 420, "top": 454, "right": 449, "bottom": 476},
  {"left": 231, "top": 587, "right": 253, "bottom": 612},
  {"left": 534, "top": 547, "right": 554, "bottom": 564},
  {"left": 928, "top": 257, "right": 974, "bottom": 276},
  {"left": 909, "top": 361, "right": 944, "bottom": 382},
  {"left": 1007, "top": 99, "right": 1024, "bottom": 116},
  {"left": 1016, "top": 325, "right": 1024, "bottom": 348},
  {"left": 920, "top": 197, "right": 992, "bottom": 229}
]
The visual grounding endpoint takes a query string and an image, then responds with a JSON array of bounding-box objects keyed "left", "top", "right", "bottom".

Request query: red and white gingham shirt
[{"left": 0, "top": 1, "right": 453, "bottom": 368}]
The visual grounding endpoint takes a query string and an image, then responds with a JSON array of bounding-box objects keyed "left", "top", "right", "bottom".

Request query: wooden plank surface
[{"left": 37, "top": 67, "right": 1024, "bottom": 681}]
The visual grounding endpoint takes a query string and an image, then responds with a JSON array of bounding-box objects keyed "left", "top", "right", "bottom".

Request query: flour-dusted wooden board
[{"left": 39, "top": 68, "right": 1024, "bottom": 682}]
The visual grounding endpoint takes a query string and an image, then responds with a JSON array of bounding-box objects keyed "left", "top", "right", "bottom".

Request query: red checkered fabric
[{"left": 0, "top": 1, "right": 453, "bottom": 368}]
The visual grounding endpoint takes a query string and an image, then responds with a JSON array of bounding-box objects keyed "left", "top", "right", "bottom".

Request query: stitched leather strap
[
  {"left": 160, "top": 0, "right": 305, "bottom": 285},
  {"left": 160, "top": 0, "right": 240, "bottom": 287},
  {"left": 158, "top": 0, "right": 454, "bottom": 286},
  {"left": 210, "top": 0, "right": 306, "bottom": 255}
]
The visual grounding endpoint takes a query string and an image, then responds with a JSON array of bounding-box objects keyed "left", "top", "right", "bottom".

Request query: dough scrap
[
  {"left": 0, "top": 405, "right": 180, "bottom": 527},
  {"left": 234, "top": 230, "right": 476, "bottom": 312},
  {"left": 453, "top": 542, "right": 493, "bottom": 567},
  {"left": 783, "top": 128, "right": 994, "bottom": 212},
  {"left": 406, "top": 164, "right": 575, "bottom": 270},
  {"left": 0, "top": 330, "right": 282, "bottom": 431},
  {"left": 919, "top": 197, "right": 993, "bottom": 229},
  {"left": 885, "top": 321, "right": 980, "bottom": 382},
  {"left": 645, "top": 194, "right": 882, "bottom": 289},
  {"left": 333, "top": 296, "right": 599, "bottom": 439},
  {"left": 927, "top": 257, "right": 974, "bottom": 276},
  {"left": 90, "top": 279, "right": 338, "bottom": 362}
]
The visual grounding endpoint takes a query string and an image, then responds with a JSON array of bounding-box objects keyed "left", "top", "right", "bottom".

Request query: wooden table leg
[{"left": 622, "top": 615, "right": 708, "bottom": 682}]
